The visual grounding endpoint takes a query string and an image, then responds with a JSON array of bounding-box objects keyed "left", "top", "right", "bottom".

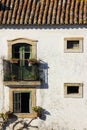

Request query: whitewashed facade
[{"left": 0, "top": 25, "right": 87, "bottom": 130}]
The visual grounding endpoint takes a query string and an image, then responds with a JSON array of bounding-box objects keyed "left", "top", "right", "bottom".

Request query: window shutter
[
  {"left": 30, "top": 45, "right": 32, "bottom": 58},
  {"left": 13, "top": 92, "right": 21, "bottom": 113}
]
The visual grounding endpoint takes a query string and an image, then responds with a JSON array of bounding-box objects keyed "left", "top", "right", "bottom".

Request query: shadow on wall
[
  {"left": 0, "top": 109, "right": 51, "bottom": 130},
  {"left": 39, "top": 60, "right": 49, "bottom": 89},
  {"left": 39, "top": 108, "right": 51, "bottom": 121},
  {"left": 0, "top": 112, "right": 17, "bottom": 130},
  {"left": 0, "top": 24, "right": 87, "bottom": 30}
]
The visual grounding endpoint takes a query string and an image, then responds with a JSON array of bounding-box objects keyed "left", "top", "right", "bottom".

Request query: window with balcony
[{"left": 3, "top": 38, "right": 40, "bottom": 85}]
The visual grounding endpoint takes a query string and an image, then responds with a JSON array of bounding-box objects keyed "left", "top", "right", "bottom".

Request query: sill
[
  {"left": 64, "top": 49, "right": 83, "bottom": 53},
  {"left": 64, "top": 94, "right": 83, "bottom": 98},
  {"left": 3, "top": 81, "right": 41, "bottom": 86},
  {"left": 14, "top": 112, "right": 37, "bottom": 118}
]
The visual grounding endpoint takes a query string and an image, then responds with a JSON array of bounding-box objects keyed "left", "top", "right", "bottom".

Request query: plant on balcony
[
  {"left": 28, "top": 58, "right": 40, "bottom": 65},
  {"left": 4, "top": 74, "right": 11, "bottom": 81},
  {"left": 10, "top": 58, "right": 18, "bottom": 64},
  {"left": 11, "top": 74, "right": 16, "bottom": 81},
  {"left": 29, "top": 73, "right": 37, "bottom": 80},
  {"left": 32, "top": 106, "right": 43, "bottom": 117}
]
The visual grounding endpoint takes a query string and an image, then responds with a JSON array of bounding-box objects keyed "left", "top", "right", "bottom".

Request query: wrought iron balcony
[{"left": 3, "top": 60, "right": 41, "bottom": 86}]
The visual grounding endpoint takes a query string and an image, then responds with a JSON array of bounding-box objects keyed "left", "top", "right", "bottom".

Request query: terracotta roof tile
[
  {"left": 52, "top": 0, "right": 57, "bottom": 24},
  {"left": 0, "top": 0, "right": 87, "bottom": 25},
  {"left": 70, "top": 0, "right": 74, "bottom": 24}
]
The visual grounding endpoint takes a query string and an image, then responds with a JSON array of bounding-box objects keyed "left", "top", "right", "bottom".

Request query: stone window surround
[
  {"left": 64, "top": 83, "right": 83, "bottom": 98},
  {"left": 7, "top": 38, "right": 38, "bottom": 59},
  {"left": 64, "top": 37, "right": 83, "bottom": 53},
  {"left": 9, "top": 88, "right": 36, "bottom": 118}
]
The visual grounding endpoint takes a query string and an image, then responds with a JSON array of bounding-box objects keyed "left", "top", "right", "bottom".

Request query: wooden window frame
[
  {"left": 64, "top": 37, "right": 83, "bottom": 53},
  {"left": 64, "top": 83, "right": 83, "bottom": 98},
  {"left": 9, "top": 88, "right": 36, "bottom": 118}
]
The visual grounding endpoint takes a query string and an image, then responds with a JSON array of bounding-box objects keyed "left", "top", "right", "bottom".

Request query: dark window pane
[
  {"left": 21, "top": 93, "right": 30, "bottom": 113},
  {"left": 25, "top": 53, "right": 30, "bottom": 59},
  {"left": 67, "top": 40, "right": 79, "bottom": 49},
  {"left": 67, "top": 86, "right": 79, "bottom": 94},
  {"left": 25, "top": 45, "right": 30, "bottom": 52},
  {"left": 13, "top": 53, "right": 19, "bottom": 59}
]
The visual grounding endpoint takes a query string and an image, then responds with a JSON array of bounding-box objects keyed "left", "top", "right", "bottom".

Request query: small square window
[
  {"left": 67, "top": 86, "right": 79, "bottom": 94},
  {"left": 64, "top": 38, "right": 83, "bottom": 53},
  {"left": 64, "top": 83, "right": 83, "bottom": 98},
  {"left": 67, "top": 40, "right": 79, "bottom": 49}
]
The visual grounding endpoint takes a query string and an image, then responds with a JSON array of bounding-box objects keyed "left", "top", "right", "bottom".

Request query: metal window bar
[{"left": 3, "top": 60, "right": 40, "bottom": 81}]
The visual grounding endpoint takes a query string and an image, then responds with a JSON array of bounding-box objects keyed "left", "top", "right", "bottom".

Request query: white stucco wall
[{"left": 0, "top": 26, "right": 87, "bottom": 130}]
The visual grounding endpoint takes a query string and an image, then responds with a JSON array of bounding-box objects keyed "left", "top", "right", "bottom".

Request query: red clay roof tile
[{"left": 0, "top": 0, "right": 87, "bottom": 25}]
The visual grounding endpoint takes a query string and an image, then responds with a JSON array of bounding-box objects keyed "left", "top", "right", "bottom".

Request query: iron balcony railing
[{"left": 3, "top": 60, "right": 40, "bottom": 81}]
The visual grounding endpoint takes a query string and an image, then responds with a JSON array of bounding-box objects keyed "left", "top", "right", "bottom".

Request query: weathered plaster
[{"left": 0, "top": 26, "right": 87, "bottom": 130}]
